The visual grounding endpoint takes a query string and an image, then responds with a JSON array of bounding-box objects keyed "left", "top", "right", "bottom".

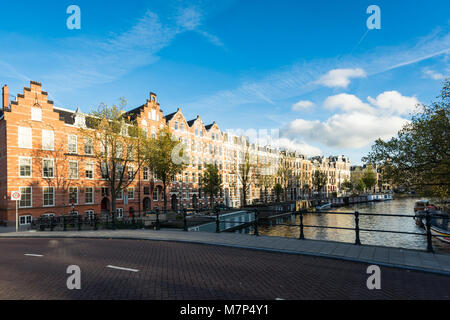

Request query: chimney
[{"left": 2, "top": 85, "right": 8, "bottom": 109}]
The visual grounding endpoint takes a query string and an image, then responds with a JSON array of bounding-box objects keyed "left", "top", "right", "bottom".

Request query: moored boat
[{"left": 316, "top": 203, "right": 331, "bottom": 211}]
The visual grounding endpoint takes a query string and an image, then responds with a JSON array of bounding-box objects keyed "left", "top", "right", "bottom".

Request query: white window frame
[
  {"left": 31, "top": 107, "right": 42, "bottom": 121},
  {"left": 42, "top": 129, "right": 54, "bottom": 151},
  {"left": 42, "top": 186, "right": 55, "bottom": 207},
  {"left": 143, "top": 167, "right": 149, "bottom": 181},
  {"left": 85, "top": 162, "right": 94, "bottom": 180},
  {"left": 84, "top": 138, "right": 93, "bottom": 155},
  {"left": 42, "top": 158, "right": 55, "bottom": 178},
  {"left": 116, "top": 208, "right": 123, "bottom": 219},
  {"left": 19, "top": 215, "right": 32, "bottom": 225},
  {"left": 19, "top": 157, "right": 32, "bottom": 178},
  {"left": 68, "top": 187, "right": 78, "bottom": 205},
  {"left": 69, "top": 161, "right": 79, "bottom": 179},
  {"left": 68, "top": 135, "right": 78, "bottom": 154},
  {"left": 18, "top": 126, "right": 32, "bottom": 149},
  {"left": 117, "top": 189, "right": 123, "bottom": 200},
  {"left": 85, "top": 187, "right": 94, "bottom": 204},
  {"left": 128, "top": 187, "right": 135, "bottom": 200},
  {"left": 19, "top": 187, "right": 32, "bottom": 208}
]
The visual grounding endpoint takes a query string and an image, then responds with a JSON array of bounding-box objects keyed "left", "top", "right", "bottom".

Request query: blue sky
[{"left": 1, "top": 0, "right": 449, "bottom": 164}]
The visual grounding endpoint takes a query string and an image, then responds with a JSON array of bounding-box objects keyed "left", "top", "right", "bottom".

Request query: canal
[{"left": 248, "top": 197, "right": 449, "bottom": 253}]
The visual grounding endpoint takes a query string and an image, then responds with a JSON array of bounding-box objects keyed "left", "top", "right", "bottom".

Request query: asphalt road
[{"left": 0, "top": 238, "right": 449, "bottom": 300}]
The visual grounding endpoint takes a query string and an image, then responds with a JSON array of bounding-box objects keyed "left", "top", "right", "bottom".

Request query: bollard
[
  {"left": 50, "top": 217, "right": 54, "bottom": 232},
  {"left": 425, "top": 211, "right": 434, "bottom": 253},
  {"left": 299, "top": 211, "right": 305, "bottom": 240},
  {"left": 354, "top": 211, "right": 361, "bottom": 245},
  {"left": 63, "top": 216, "right": 67, "bottom": 231},
  {"left": 215, "top": 211, "right": 220, "bottom": 233},
  {"left": 77, "top": 216, "right": 82, "bottom": 231},
  {"left": 155, "top": 208, "right": 160, "bottom": 230},
  {"left": 183, "top": 209, "right": 188, "bottom": 232},
  {"left": 94, "top": 215, "right": 98, "bottom": 231},
  {"left": 254, "top": 210, "right": 259, "bottom": 236}
]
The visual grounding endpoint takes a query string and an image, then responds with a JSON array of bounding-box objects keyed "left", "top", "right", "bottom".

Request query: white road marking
[
  {"left": 24, "top": 254, "right": 43, "bottom": 257},
  {"left": 106, "top": 265, "right": 139, "bottom": 272}
]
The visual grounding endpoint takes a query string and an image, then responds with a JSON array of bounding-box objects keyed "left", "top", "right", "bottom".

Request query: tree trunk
[{"left": 163, "top": 180, "right": 167, "bottom": 213}]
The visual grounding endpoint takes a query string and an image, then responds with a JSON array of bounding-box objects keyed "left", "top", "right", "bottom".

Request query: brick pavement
[{"left": 0, "top": 238, "right": 449, "bottom": 300}]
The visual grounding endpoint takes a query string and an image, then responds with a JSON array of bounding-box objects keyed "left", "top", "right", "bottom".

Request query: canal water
[{"left": 250, "top": 198, "right": 449, "bottom": 253}]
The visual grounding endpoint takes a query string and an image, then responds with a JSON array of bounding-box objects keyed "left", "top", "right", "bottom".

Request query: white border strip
[{"left": 24, "top": 254, "right": 43, "bottom": 257}]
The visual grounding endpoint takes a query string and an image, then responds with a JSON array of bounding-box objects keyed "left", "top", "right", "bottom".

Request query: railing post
[
  {"left": 183, "top": 208, "right": 188, "bottom": 232},
  {"left": 254, "top": 210, "right": 259, "bottom": 236},
  {"left": 155, "top": 208, "right": 160, "bottom": 230},
  {"left": 94, "top": 214, "right": 98, "bottom": 231},
  {"left": 425, "top": 211, "right": 434, "bottom": 253},
  {"left": 63, "top": 216, "right": 67, "bottom": 231},
  {"left": 299, "top": 210, "right": 305, "bottom": 240},
  {"left": 77, "top": 216, "right": 82, "bottom": 231},
  {"left": 50, "top": 217, "right": 54, "bottom": 232},
  {"left": 354, "top": 211, "right": 361, "bottom": 245},
  {"left": 215, "top": 211, "right": 220, "bottom": 233}
]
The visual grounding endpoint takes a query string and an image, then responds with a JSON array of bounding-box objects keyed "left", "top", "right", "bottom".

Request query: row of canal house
[{"left": 0, "top": 81, "right": 351, "bottom": 226}]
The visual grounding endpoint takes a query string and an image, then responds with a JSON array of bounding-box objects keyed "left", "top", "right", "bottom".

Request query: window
[
  {"left": 43, "top": 159, "right": 54, "bottom": 178},
  {"left": 19, "top": 187, "right": 32, "bottom": 208},
  {"left": 85, "top": 162, "right": 94, "bottom": 179},
  {"left": 19, "top": 215, "right": 32, "bottom": 225},
  {"left": 42, "top": 213, "right": 55, "bottom": 218},
  {"left": 19, "top": 157, "right": 32, "bottom": 178},
  {"left": 85, "top": 187, "right": 94, "bottom": 204},
  {"left": 116, "top": 143, "right": 123, "bottom": 158},
  {"left": 43, "top": 187, "right": 55, "bottom": 207},
  {"left": 128, "top": 166, "right": 135, "bottom": 180},
  {"left": 101, "top": 163, "right": 108, "bottom": 179},
  {"left": 18, "top": 127, "right": 32, "bottom": 149},
  {"left": 153, "top": 188, "right": 158, "bottom": 201},
  {"left": 69, "top": 187, "right": 78, "bottom": 205},
  {"left": 174, "top": 121, "right": 179, "bottom": 130},
  {"left": 143, "top": 167, "right": 149, "bottom": 181},
  {"left": 151, "top": 110, "right": 156, "bottom": 120},
  {"left": 144, "top": 187, "right": 150, "bottom": 195},
  {"left": 69, "top": 161, "right": 78, "bottom": 179},
  {"left": 85, "top": 210, "right": 95, "bottom": 220},
  {"left": 180, "top": 123, "right": 184, "bottom": 131},
  {"left": 128, "top": 187, "right": 135, "bottom": 200},
  {"left": 195, "top": 128, "right": 198, "bottom": 136},
  {"left": 101, "top": 187, "right": 109, "bottom": 197},
  {"left": 31, "top": 107, "right": 42, "bottom": 121},
  {"left": 84, "top": 138, "right": 93, "bottom": 155},
  {"left": 117, "top": 189, "right": 123, "bottom": 200},
  {"left": 42, "top": 130, "right": 54, "bottom": 150},
  {"left": 127, "top": 146, "right": 134, "bottom": 160},
  {"left": 116, "top": 208, "right": 123, "bottom": 219},
  {"left": 68, "top": 135, "right": 77, "bottom": 154}
]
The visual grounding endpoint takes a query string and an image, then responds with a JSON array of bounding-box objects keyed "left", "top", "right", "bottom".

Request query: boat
[
  {"left": 417, "top": 209, "right": 450, "bottom": 244},
  {"left": 316, "top": 203, "right": 331, "bottom": 211},
  {"left": 414, "top": 200, "right": 438, "bottom": 213}
]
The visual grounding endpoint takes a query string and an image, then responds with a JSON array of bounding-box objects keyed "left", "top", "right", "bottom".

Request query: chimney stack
[{"left": 2, "top": 85, "right": 8, "bottom": 109}]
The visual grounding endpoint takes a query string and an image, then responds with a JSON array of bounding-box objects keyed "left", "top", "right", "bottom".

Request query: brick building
[{"left": 0, "top": 81, "right": 351, "bottom": 226}]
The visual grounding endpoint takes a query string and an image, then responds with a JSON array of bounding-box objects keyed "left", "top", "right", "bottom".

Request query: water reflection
[{"left": 254, "top": 198, "right": 449, "bottom": 253}]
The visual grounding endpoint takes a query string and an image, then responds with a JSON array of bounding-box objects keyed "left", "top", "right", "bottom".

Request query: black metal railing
[{"left": 215, "top": 209, "right": 449, "bottom": 253}]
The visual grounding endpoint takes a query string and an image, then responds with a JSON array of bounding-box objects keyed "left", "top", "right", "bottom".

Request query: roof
[{"left": 164, "top": 111, "right": 177, "bottom": 122}]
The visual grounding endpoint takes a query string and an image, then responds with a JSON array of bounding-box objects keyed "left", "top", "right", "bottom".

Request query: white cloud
[
  {"left": 324, "top": 93, "right": 373, "bottom": 113},
  {"left": 281, "top": 90, "right": 419, "bottom": 149},
  {"left": 271, "top": 137, "right": 322, "bottom": 157},
  {"left": 315, "top": 68, "right": 367, "bottom": 88},
  {"left": 367, "top": 91, "right": 420, "bottom": 115},
  {"left": 423, "top": 68, "right": 447, "bottom": 80},
  {"left": 292, "top": 100, "right": 315, "bottom": 111}
]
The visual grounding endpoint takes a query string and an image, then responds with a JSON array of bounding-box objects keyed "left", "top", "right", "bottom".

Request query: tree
[
  {"left": 363, "top": 79, "right": 450, "bottom": 200},
  {"left": 200, "top": 164, "right": 222, "bottom": 209},
  {"left": 361, "top": 165, "right": 377, "bottom": 193},
  {"left": 277, "top": 153, "right": 293, "bottom": 201},
  {"left": 80, "top": 100, "right": 147, "bottom": 222},
  {"left": 144, "top": 127, "right": 187, "bottom": 213},
  {"left": 312, "top": 170, "right": 327, "bottom": 198},
  {"left": 234, "top": 144, "right": 255, "bottom": 207},
  {"left": 341, "top": 179, "right": 353, "bottom": 194},
  {"left": 273, "top": 183, "right": 283, "bottom": 203},
  {"left": 356, "top": 179, "right": 366, "bottom": 194}
]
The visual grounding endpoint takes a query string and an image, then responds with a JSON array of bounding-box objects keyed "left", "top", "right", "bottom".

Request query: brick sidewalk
[{"left": 1, "top": 229, "right": 450, "bottom": 275}]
